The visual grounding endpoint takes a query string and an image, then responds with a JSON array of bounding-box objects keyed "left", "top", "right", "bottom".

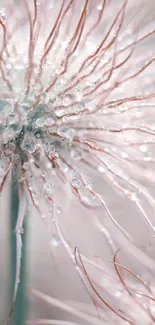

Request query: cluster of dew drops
[
  {"left": 0, "top": 31, "right": 93, "bottom": 256},
  {"left": 0, "top": 0, "right": 153, "bottom": 253}
]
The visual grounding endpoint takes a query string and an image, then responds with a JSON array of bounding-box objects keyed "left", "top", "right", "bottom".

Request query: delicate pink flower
[{"left": 1, "top": 0, "right": 155, "bottom": 324}]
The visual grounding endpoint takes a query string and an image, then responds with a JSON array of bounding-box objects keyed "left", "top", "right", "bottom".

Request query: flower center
[{"left": 0, "top": 97, "right": 55, "bottom": 162}]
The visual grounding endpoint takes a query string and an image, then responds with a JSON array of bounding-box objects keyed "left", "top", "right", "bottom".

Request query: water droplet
[
  {"left": 0, "top": 8, "right": 6, "bottom": 17},
  {"left": 44, "top": 182, "right": 54, "bottom": 194},
  {"left": 75, "top": 102, "right": 85, "bottom": 112},
  {"left": 0, "top": 157, "right": 7, "bottom": 175},
  {"left": 19, "top": 227, "right": 24, "bottom": 235},
  {"left": 36, "top": 117, "right": 45, "bottom": 127},
  {"left": 45, "top": 117, "right": 54, "bottom": 126},
  {"left": 56, "top": 206, "right": 62, "bottom": 214},
  {"left": 115, "top": 291, "right": 122, "bottom": 298},
  {"left": 0, "top": 99, "right": 14, "bottom": 117},
  {"left": 32, "top": 191, "right": 37, "bottom": 198},
  {"left": 2, "top": 128, "right": 15, "bottom": 143},
  {"left": 130, "top": 192, "right": 137, "bottom": 201},
  {"left": 21, "top": 135, "right": 36, "bottom": 153},
  {"left": 47, "top": 144, "right": 55, "bottom": 155},
  {"left": 57, "top": 126, "right": 75, "bottom": 139},
  {"left": 40, "top": 92, "right": 49, "bottom": 104},
  {"left": 84, "top": 179, "right": 92, "bottom": 191},
  {"left": 98, "top": 165, "right": 105, "bottom": 173},
  {"left": 50, "top": 234, "right": 61, "bottom": 248},
  {"left": 140, "top": 145, "right": 148, "bottom": 153},
  {"left": 55, "top": 65, "right": 63, "bottom": 74},
  {"left": 121, "top": 152, "right": 128, "bottom": 158},
  {"left": 9, "top": 113, "right": 19, "bottom": 125},
  {"left": 97, "top": 4, "right": 103, "bottom": 10},
  {"left": 59, "top": 161, "right": 68, "bottom": 173},
  {"left": 14, "top": 154, "right": 19, "bottom": 161},
  {"left": 70, "top": 173, "right": 81, "bottom": 188},
  {"left": 41, "top": 170, "right": 46, "bottom": 177},
  {"left": 6, "top": 63, "right": 13, "bottom": 70},
  {"left": 62, "top": 95, "right": 72, "bottom": 106},
  {"left": 46, "top": 162, "right": 52, "bottom": 169},
  {"left": 54, "top": 108, "right": 64, "bottom": 117},
  {"left": 136, "top": 292, "right": 142, "bottom": 299}
]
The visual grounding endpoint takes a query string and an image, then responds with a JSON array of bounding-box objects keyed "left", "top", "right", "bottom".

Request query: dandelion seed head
[{"left": 1, "top": 0, "right": 155, "bottom": 323}]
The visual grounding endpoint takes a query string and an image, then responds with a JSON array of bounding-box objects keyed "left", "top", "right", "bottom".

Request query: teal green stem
[{"left": 10, "top": 172, "right": 27, "bottom": 325}]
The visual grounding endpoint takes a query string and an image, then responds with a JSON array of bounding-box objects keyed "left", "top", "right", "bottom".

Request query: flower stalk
[{"left": 9, "top": 168, "right": 27, "bottom": 325}]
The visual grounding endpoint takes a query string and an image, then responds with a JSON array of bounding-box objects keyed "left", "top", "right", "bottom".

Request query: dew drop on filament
[{"left": 50, "top": 234, "right": 61, "bottom": 248}]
